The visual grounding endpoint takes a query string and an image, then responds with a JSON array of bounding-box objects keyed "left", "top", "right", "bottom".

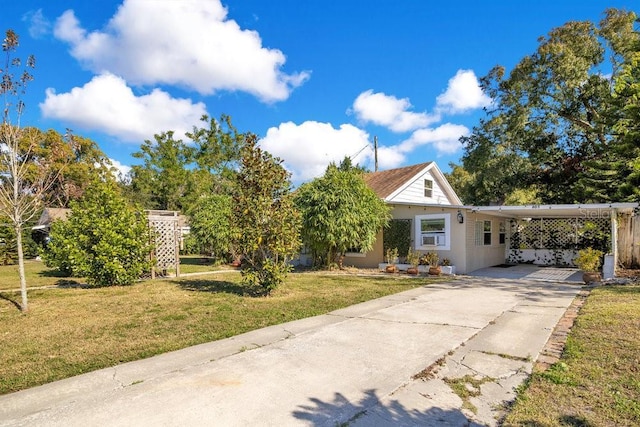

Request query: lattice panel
[
  {"left": 148, "top": 213, "right": 180, "bottom": 276},
  {"left": 510, "top": 217, "right": 611, "bottom": 250}
]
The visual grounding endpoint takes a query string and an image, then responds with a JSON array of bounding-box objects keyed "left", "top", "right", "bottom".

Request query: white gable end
[{"left": 387, "top": 169, "right": 455, "bottom": 205}]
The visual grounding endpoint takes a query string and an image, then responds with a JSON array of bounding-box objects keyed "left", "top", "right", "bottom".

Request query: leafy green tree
[
  {"left": 458, "top": 9, "right": 639, "bottom": 204},
  {"left": 610, "top": 49, "right": 640, "bottom": 200},
  {"left": 42, "top": 180, "right": 153, "bottom": 286},
  {"left": 126, "top": 115, "right": 246, "bottom": 213},
  {"left": 129, "top": 131, "right": 193, "bottom": 211},
  {"left": 187, "top": 114, "right": 245, "bottom": 193},
  {"left": 232, "top": 134, "right": 301, "bottom": 294},
  {"left": 188, "top": 194, "right": 233, "bottom": 262},
  {"left": 295, "top": 161, "right": 390, "bottom": 268}
]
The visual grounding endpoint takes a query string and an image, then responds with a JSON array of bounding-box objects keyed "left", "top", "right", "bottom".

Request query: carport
[{"left": 472, "top": 203, "right": 639, "bottom": 279}]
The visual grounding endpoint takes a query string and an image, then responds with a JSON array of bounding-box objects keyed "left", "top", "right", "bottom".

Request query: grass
[
  {"left": 0, "top": 262, "right": 431, "bottom": 395},
  {"left": 503, "top": 285, "right": 640, "bottom": 426},
  {"left": 444, "top": 375, "right": 494, "bottom": 414}
]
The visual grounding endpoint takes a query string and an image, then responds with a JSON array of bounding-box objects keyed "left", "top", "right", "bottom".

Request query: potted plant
[
  {"left": 385, "top": 247, "right": 399, "bottom": 273},
  {"left": 406, "top": 247, "right": 420, "bottom": 275},
  {"left": 425, "top": 252, "right": 441, "bottom": 275},
  {"left": 440, "top": 258, "right": 455, "bottom": 275},
  {"left": 573, "top": 248, "right": 603, "bottom": 284}
]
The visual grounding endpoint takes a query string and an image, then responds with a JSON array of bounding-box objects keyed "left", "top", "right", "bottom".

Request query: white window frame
[
  {"left": 499, "top": 221, "right": 506, "bottom": 245},
  {"left": 415, "top": 213, "right": 450, "bottom": 251},
  {"left": 424, "top": 179, "right": 433, "bottom": 198},
  {"left": 475, "top": 220, "right": 492, "bottom": 246}
]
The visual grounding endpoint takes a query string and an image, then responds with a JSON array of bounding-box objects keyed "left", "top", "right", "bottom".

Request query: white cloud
[
  {"left": 23, "top": 9, "right": 51, "bottom": 39},
  {"left": 53, "top": 0, "right": 309, "bottom": 102},
  {"left": 398, "top": 123, "right": 469, "bottom": 154},
  {"left": 260, "top": 121, "right": 371, "bottom": 182},
  {"left": 40, "top": 73, "right": 207, "bottom": 143},
  {"left": 351, "top": 90, "right": 438, "bottom": 133},
  {"left": 108, "top": 158, "right": 131, "bottom": 178},
  {"left": 436, "top": 69, "right": 491, "bottom": 113},
  {"left": 375, "top": 146, "right": 406, "bottom": 170}
]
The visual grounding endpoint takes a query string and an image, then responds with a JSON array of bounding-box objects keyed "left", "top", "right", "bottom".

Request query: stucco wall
[
  {"left": 343, "top": 205, "right": 468, "bottom": 270},
  {"left": 464, "top": 211, "right": 508, "bottom": 273}
]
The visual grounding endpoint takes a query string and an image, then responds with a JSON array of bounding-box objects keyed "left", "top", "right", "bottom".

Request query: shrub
[{"left": 42, "top": 181, "right": 153, "bottom": 286}]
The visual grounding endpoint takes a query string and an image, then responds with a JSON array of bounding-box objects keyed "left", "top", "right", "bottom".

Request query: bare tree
[{"left": 1, "top": 30, "right": 64, "bottom": 312}]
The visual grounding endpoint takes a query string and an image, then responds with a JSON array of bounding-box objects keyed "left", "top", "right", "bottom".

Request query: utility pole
[{"left": 374, "top": 135, "right": 378, "bottom": 172}]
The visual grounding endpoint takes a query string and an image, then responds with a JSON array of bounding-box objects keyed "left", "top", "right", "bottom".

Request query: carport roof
[{"left": 469, "top": 202, "right": 639, "bottom": 218}]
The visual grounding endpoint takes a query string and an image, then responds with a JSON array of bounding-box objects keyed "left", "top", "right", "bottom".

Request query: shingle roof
[
  {"left": 35, "top": 208, "right": 71, "bottom": 227},
  {"left": 364, "top": 162, "right": 433, "bottom": 199}
]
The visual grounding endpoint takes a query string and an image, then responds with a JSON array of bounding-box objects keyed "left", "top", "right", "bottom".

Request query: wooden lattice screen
[
  {"left": 509, "top": 217, "right": 611, "bottom": 251},
  {"left": 147, "top": 210, "right": 180, "bottom": 278}
]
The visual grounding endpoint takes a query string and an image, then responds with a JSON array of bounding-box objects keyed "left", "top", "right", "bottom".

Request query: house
[{"left": 343, "top": 162, "right": 639, "bottom": 276}]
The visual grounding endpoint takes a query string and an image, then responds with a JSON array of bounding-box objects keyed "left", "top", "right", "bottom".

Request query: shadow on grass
[
  {"left": 292, "top": 389, "right": 483, "bottom": 426},
  {"left": 0, "top": 292, "right": 21, "bottom": 310},
  {"left": 174, "top": 278, "right": 263, "bottom": 296},
  {"left": 55, "top": 279, "right": 91, "bottom": 289},
  {"left": 37, "top": 269, "right": 71, "bottom": 278},
  {"left": 179, "top": 256, "right": 216, "bottom": 267},
  {"left": 558, "top": 415, "right": 595, "bottom": 426}
]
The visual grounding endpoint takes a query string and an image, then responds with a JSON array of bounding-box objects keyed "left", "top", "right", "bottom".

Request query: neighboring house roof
[
  {"left": 33, "top": 208, "right": 72, "bottom": 230},
  {"left": 364, "top": 162, "right": 463, "bottom": 206}
]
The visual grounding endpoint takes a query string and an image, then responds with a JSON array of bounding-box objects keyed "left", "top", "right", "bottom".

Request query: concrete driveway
[{"left": 0, "top": 277, "right": 582, "bottom": 426}]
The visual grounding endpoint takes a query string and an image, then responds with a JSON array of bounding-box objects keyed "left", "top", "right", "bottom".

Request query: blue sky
[{"left": 2, "top": 0, "right": 637, "bottom": 184}]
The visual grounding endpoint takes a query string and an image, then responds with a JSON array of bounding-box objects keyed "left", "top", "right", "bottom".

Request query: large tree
[
  {"left": 456, "top": 9, "right": 639, "bottom": 205},
  {"left": 129, "top": 131, "right": 193, "bottom": 211},
  {"left": 232, "top": 134, "right": 301, "bottom": 294},
  {"left": 188, "top": 194, "right": 233, "bottom": 262},
  {"left": 0, "top": 30, "right": 67, "bottom": 312},
  {"left": 294, "top": 159, "right": 390, "bottom": 268},
  {"left": 127, "top": 115, "right": 245, "bottom": 212}
]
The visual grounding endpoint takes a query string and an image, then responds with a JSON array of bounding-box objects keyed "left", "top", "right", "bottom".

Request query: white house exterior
[{"left": 343, "top": 162, "right": 639, "bottom": 276}]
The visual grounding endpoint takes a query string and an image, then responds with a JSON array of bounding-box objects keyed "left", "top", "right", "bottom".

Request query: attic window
[{"left": 424, "top": 179, "right": 433, "bottom": 198}]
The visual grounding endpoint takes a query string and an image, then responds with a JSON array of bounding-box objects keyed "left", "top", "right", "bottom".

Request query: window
[
  {"left": 499, "top": 221, "right": 506, "bottom": 245},
  {"left": 424, "top": 179, "right": 433, "bottom": 198},
  {"left": 475, "top": 220, "right": 492, "bottom": 246},
  {"left": 345, "top": 247, "right": 366, "bottom": 257},
  {"left": 416, "top": 214, "right": 450, "bottom": 250}
]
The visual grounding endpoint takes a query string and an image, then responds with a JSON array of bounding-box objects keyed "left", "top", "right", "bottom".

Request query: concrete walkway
[
  {"left": 0, "top": 277, "right": 582, "bottom": 426},
  {"left": 467, "top": 264, "right": 583, "bottom": 282}
]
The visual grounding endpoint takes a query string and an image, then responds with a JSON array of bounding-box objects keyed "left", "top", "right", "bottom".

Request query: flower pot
[
  {"left": 385, "top": 265, "right": 397, "bottom": 273},
  {"left": 582, "top": 271, "right": 601, "bottom": 284},
  {"left": 428, "top": 266, "right": 441, "bottom": 276},
  {"left": 407, "top": 267, "right": 419, "bottom": 275},
  {"left": 441, "top": 265, "right": 455, "bottom": 275}
]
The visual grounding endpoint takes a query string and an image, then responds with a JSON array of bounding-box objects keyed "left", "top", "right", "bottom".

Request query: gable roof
[
  {"left": 365, "top": 162, "right": 433, "bottom": 199},
  {"left": 34, "top": 208, "right": 72, "bottom": 229},
  {"left": 364, "top": 162, "right": 462, "bottom": 205}
]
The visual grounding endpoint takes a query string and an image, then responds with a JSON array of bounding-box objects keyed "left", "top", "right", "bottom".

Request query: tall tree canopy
[
  {"left": 454, "top": 9, "right": 639, "bottom": 205},
  {"left": 127, "top": 115, "right": 245, "bottom": 213},
  {"left": 232, "top": 134, "right": 301, "bottom": 294},
  {"left": 129, "top": 131, "right": 192, "bottom": 211},
  {"left": 294, "top": 159, "right": 390, "bottom": 268}
]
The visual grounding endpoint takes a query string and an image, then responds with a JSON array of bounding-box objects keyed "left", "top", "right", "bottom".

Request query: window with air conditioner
[{"left": 415, "top": 214, "right": 450, "bottom": 250}]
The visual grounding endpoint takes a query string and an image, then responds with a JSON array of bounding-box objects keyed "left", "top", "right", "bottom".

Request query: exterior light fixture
[{"left": 457, "top": 210, "right": 464, "bottom": 224}]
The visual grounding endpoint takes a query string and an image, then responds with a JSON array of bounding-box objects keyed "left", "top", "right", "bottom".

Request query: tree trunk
[{"left": 15, "top": 225, "right": 28, "bottom": 313}]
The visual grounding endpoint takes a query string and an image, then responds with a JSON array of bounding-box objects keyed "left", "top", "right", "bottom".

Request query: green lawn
[
  {"left": 503, "top": 285, "right": 640, "bottom": 426},
  {"left": 0, "top": 262, "right": 428, "bottom": 395}
]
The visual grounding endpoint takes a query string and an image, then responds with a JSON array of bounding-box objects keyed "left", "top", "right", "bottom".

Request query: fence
[{"left": 618, "top": 214, "right": 640, "bottom": 268}]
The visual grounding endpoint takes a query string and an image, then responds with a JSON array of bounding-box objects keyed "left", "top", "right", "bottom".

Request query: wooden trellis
[
  {"left": 147, "top": 210, "right": 180, "bottom": 278},
  {"left": 509, "top": 217, "right": 611, "bottom": 250}
]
